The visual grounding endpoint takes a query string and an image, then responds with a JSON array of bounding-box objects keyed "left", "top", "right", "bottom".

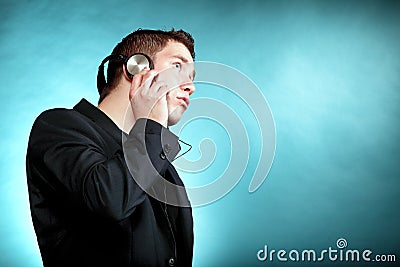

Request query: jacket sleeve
[{"left": 26, "top": 109, "right": 180, "bottom": 221}]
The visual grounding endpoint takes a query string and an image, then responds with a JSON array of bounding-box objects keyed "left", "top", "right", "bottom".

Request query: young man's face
[{"left": 153, "top": 41, "right": 195, "bottom": 126}]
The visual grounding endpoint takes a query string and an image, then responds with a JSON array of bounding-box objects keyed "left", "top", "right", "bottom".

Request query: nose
[
  {"left": 180, "top": 81, "right": 195, "bottom": 95},
  {"left": 179, "top": 64, "right": 196, "bottom": 95}
]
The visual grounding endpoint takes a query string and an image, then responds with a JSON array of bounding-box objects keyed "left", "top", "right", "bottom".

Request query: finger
[
  {"left": 130, "top": 68, "right": 157, "bottom": 98},
  {"left": 154, "top": 82, "right": 173, "bottom": 99},
  {"left": 141, "top": 70, "right": 159, "bottom": 95},
  {"left": 129, "top": 67, "right": 152, "bottom": 97},
  {"left": 143, "top": 80, "right": 166, "bottom": 101}
]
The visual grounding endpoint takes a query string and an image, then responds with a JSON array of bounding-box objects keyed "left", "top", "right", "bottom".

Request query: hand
[{"left": 129, "top": 68, "right": 170, "bottom": 128}]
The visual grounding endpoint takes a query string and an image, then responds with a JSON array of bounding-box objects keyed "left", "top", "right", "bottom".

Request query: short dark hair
[{"left": 98, "top": 28, "right": 195, "bottom": 102}]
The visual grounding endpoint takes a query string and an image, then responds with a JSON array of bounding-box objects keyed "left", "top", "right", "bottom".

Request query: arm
[{"left": 27, "top": 109, "right": 180, "bottom": 221}]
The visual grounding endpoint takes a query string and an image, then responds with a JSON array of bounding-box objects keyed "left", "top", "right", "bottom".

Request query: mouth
[{"left": 177, "top": 96, "right": 189, "bottom": 109}]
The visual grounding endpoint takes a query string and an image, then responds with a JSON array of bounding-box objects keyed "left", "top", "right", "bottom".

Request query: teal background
[{"left": 1, "top": 0, "right": 399, "bottom": 266}]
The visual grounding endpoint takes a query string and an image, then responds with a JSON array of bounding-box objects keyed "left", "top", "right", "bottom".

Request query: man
[{"left": 26, "top": 29, "right": 196, "bottom": 267}]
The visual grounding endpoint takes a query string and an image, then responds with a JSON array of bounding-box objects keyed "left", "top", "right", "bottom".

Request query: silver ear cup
[{"left": 126, "top": 54, "right": 151, "bottom": 76}]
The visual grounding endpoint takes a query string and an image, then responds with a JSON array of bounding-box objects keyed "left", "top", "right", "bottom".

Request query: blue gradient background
[{"left": 1, "top": 0, "right": 399, "bottom": 266}]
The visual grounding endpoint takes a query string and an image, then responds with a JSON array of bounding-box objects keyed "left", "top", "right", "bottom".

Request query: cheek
[
  {"left": 166, "top": 89, "right": 178, "bottom": 103},
  {"left": 165, "top": 93, "right": 175, "bottom": 110}
]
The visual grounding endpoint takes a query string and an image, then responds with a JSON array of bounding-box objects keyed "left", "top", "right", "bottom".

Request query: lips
[{"left": 177, "top": 96, "right": 189, "bottom": 108}]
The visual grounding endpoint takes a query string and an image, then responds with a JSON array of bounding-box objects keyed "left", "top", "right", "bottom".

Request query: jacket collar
[{"left": 73, "top": 98, "right": 122, "bottom": 144}]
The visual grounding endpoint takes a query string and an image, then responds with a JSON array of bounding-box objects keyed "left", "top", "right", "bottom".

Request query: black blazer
[{"left": 26, "top": 99, "right": 193, "bottom": 267}]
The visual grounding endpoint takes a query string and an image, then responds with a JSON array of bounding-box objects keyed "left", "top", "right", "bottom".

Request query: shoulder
[
  {"left": 35, "top": 107, "right": 88, "bottom": 126},
  {"left": 31, "top": 104, "right": 100, "bottom": 136},
  {"left": 29, "top": 107, "right": 99, "bottom": 145}
]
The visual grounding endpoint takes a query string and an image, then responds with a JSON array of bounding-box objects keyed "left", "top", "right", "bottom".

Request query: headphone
[{"left": 97, "top": 53, "right": 153, "bottom": 94}]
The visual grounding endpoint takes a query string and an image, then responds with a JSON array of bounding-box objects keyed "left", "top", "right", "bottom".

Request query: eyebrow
[{"left": 171, "top": 55, "right": 190, "bottom": 63}]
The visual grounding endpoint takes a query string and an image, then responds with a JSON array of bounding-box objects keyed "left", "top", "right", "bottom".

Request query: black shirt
[{"left": 26, "top": 99, "right": 193, "bottom": 267}]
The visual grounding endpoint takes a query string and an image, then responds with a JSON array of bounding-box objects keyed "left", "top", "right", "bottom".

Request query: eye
[{"left": 173, "top": 62, "right": 182, "bottom": 70}]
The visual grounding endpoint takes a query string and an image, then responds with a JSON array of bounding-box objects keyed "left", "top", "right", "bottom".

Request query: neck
[{"left": 97, "top": 85, "right": 135, "bottom": 133}]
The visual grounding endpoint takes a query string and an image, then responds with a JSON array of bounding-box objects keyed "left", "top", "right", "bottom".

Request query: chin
[
  {"left": 167, "top": 114, "right": 182, "bottom": 126},
  {"left": 167, "top": 106, "right": 185, "bottom": 126}
]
